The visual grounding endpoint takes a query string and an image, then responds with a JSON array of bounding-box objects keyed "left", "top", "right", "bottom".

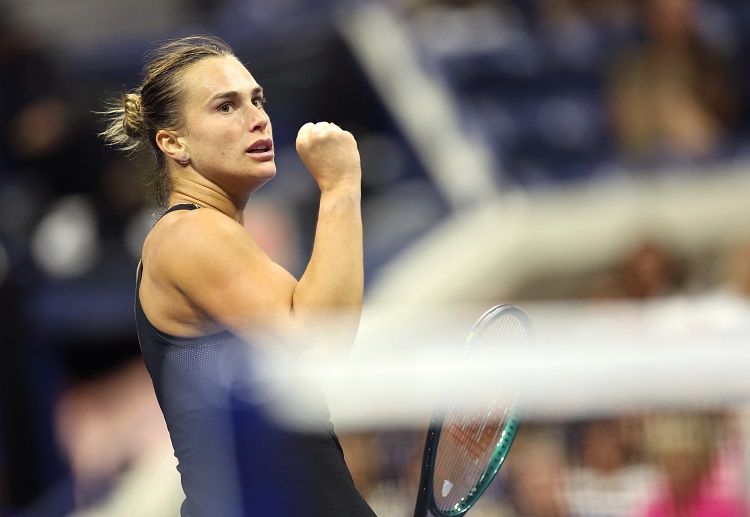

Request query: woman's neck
[{"left": 168, "top": 186, "right": 245, "bottom": 224}]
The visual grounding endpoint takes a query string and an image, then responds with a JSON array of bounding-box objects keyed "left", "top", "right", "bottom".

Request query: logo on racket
[{"left": 442, "top": 479, "right": 454, "bottom": 497}]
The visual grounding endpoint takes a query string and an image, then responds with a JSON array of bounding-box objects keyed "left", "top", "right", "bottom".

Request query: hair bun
[{"left": 122, "top": 92, "right": 145, "bottom": 137}]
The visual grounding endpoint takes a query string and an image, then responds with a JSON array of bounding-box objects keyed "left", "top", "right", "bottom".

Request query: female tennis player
[{"left": 101, "top": 35, "right": 376, "bottom": 516}]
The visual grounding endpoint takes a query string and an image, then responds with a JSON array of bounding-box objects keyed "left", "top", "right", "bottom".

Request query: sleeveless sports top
[{"left": 135, "top": 204, "right": 377, "bottom": 517}]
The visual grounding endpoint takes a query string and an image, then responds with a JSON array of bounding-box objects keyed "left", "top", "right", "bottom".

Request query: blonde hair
[{"left": 100, "top": 35, "right": 234, "bottom": 207}]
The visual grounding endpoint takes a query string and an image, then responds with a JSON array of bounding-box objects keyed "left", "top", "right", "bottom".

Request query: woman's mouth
[{"left": 246, "top": 139, "right": 274, "bottom": 160}]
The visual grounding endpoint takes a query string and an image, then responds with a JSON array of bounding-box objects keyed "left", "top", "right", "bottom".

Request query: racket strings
[{"left": 432, "top": 312, "right": 530, "bottom": 511}]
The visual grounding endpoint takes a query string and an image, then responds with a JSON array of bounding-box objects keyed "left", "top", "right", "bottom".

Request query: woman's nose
[{"left": 248, "top": 106, "right": 269, "bottom": 132}]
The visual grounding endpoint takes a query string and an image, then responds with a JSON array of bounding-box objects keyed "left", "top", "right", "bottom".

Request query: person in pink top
[{"left": 638, "top": 412, "right": 747, "bottom": 517}]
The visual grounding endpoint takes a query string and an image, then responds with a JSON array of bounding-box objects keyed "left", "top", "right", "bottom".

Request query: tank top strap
[
  {"left": 154, "top": 203, "right": 201, "bottom": 226},
  {"left": 164, "top": 203, "right": 201, "bottom": 216}
]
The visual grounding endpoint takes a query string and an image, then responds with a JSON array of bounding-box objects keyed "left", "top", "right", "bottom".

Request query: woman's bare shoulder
[{"left": 143, "top": 209, "right": 261, "bottom": 277}]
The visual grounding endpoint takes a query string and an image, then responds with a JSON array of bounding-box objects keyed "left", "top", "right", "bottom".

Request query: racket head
[{"left": 426, "top": 304, "right": 532, "bottom": 516}]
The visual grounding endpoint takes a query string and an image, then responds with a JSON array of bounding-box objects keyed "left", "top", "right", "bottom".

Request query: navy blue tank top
[{"left": 135, "top": 204, "right": 377, "bottom": 517}]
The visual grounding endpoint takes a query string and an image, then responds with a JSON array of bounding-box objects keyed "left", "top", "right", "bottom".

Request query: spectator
[
  {"left": 500, "top": 426, "right": 570, "bottom": 517},
  {"left": 588, "top": 239, "right": 686, "bottom": 299},
  {"left": 564, "top": 417, "right": 658, "bottom": 517},
  {"left": 606, "top": 0, "right": 739, "bottom": 167},
  {"left": 637, "top": 411, "right": 747, "bottom": 517}
]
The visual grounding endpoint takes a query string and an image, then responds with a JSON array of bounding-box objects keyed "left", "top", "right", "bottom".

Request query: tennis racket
[{"left": 413, "top": 304, "right": 532, "bottom": 517}]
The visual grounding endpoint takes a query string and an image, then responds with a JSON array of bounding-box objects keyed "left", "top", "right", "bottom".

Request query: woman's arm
[{"left": 159, "top": 122, "right": 363, "bottom": 351}]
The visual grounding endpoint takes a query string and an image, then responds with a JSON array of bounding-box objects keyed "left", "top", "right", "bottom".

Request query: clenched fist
[{"left": 296, "top": 122, "right": 361, "bottom": 193}]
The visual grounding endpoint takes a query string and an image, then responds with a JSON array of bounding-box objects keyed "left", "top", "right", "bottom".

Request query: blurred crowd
[
  {"left": 404, "top": 0, "right": 750, "bottom": 183},
  {"left": 1, "top": 0, "right": 750, "bottom": 516}
]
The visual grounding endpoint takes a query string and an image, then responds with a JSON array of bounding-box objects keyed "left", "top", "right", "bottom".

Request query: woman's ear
[{"left": 155, "top": 129, "right": 185, "bottom": 162}]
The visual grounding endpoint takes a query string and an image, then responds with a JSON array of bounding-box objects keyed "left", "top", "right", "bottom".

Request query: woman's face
[{"left": 177, "top": 55, "right": 275, "bottom": 192}]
